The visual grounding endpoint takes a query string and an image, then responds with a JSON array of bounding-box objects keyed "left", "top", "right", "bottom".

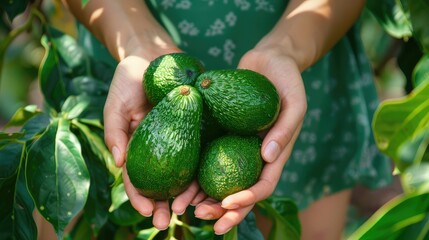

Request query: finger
[
  {"left": 122, "top": 166, "right": 154, "bottom": 217},
  {"left": 222, "top": 129, "right": 301, "bottom": 209},
  {"left": 261, "top": 64, "right": 307, "bottom": 162},
  {"left": 152, "top": 200, "right": 171, "bottom": 230},
  {"left": 191, "top": 191, "right": 207, "bottom": 206},
  {"left": 213, "top": 205, "right": 254, "bottom": 235},
  {"left": 104, "top": 95, "right": 130, "bottom": 167},
  {"left": 261, "top": 90, "right": 306, "bottom": 162},
  {"left": 194, "top": 198, "right": 226, "bottom": 220},
  {"left": 171, "top": 181, "right": 200, "bottom": 215}
]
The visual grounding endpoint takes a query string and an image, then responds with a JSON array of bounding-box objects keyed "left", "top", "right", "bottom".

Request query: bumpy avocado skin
[
  {"left": 143, "top": 53, "right": 205, "bottom": 105},
  {"left": 126, "top": 85, "right": 203, "bottom": 200},
  {"left": 195, "top": 69, "right": 280, "bottom": 135},
  {"left": 198, "top": 135, "right": 263, "bottom": 201}
]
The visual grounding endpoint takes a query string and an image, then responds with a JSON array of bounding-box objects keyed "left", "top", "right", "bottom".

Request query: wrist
[
  {"left": 121, "top": 34, "right": 181, "bottom": 61},
  {"left": 254, "top": 35, "right": 315, "bottom": 72}
]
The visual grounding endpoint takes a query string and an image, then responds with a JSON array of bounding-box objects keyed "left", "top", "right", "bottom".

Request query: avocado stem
[
  {"left": 201, "top": 79, "right": 211, "bottom": 89},
  {"left": 179, "top": 86, "right": 191, "bottom": 96}
]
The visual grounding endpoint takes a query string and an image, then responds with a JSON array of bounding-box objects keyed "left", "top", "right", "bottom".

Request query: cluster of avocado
[{"left": 126, "top": 53, "right": 280, "bottom": 201}]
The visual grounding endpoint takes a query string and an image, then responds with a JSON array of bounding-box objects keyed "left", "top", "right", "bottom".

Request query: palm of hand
[{"left": 193, "top": 48, "right": 308, "bottom": 235}]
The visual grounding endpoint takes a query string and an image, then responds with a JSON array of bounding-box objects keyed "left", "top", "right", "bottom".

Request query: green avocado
[
  {"left": 195, "top": 69, "right": 280, "bottom": 135},
  {"left": 143, "top": 52, "right": 205, "bottom": 105},
  {"left": 126, "top": 85, "right": 203, "bottom": 200},
  {"left": 198, "top": 135, "right": 263, "bottom": 201}
]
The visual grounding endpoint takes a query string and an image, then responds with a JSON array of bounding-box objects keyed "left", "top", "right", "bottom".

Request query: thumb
[{"left": 104, "top": 99, "right": 130, "bottom": 167}]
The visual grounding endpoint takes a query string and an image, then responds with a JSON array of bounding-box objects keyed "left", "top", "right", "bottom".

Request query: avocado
[
  {"left": 195, "top": 69, "right": 280, "bottom": 135},
  {"left": 198, "top": 135, "right": 263, "bottom": 201},
  {"left": 126, "top": 85, "right": 203, "bottom": 200},
  {"left": 143, "top": 52, "right": 205, "bottom": 105}
]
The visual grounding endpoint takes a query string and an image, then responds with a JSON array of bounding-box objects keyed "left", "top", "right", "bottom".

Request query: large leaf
[
  {"left": 0, "top": 0, "right": 29, "bottom": 21},
  {"left": 82, "top": 145, "right": 111, "bottom": 236},
  {"left": 397, "top": 127, "right": 429, "bottom": 168},
  {"left": 366, "top": 0, "right": 412, "bottom": 39},
  {"left": 402, "top": 163, "right": 429, "bottom": 193},
  {"left": 372, "top": 81, "right": 429, "bottom": 170},
  {"left": 349, "top": 191, "right": 429, "bottom": 239},
  {"left": 26, "top": 118, "right": 90, "bottom": 239},
  {"left": 39, "top": 27, "right": 90, "bottom": 111},
  {"left": 408, "top": 0, "right": 429, "bottom": 52},
  {"left": 0, "top": 142, "right": 37, "bottom": 240},
  {"left": 413, "top": 54, "right": 429, "bottom": 88},
  {"left": 256, "top": 198, "right": 300, "bottom": 240}
]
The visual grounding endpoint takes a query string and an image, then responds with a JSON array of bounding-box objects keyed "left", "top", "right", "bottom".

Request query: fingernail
[
  {"left": 263, "top": 141, "right": 280, "bottom": 163},
  {"left": 215, "top": 227, "right": 232, "bottom": 235},
  {"left": 196, "top": 213, "right": 213, "bottom": 220},
  {"left": 140, "top": 211, "right": 152, "bottom": 217},
  {"left": 112, "top": 146, "right": 120, "bottom": 166},
  {"left": 174, "top": 209, "right": 186, "bottom": 215},
  {"left": 221, "top": 198, "right": 239, "bottom": 209}
]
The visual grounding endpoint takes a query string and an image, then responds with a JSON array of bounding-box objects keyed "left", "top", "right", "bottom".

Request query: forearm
[
  {"left": 256, "top": 0, "right": 366, "bottom": 71},
  {"left": 63, "top": 0, "right": 178, "bottom": 61}
]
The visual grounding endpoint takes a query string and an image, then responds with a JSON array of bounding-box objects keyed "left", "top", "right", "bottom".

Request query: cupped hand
[
  {"left": 194, "top": 47, "right": 308, "bottom": 235},
  {"left": 103, "top": 51, "right": 201, "bottom": 230}
]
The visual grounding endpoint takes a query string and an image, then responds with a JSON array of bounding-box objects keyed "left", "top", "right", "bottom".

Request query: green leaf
[
  {"left": 135, "top": 227, "right": 160, "bottom": 240},
  {"left": 3, "top": 105, "right": 41, "bottom": 130},
  {"left": 39, "top": 27, "right": 90, "bottom": 111},
  {"left": 408, "top": 0, "right": 429, "bottom": 52},
  {"left": 108, "top": 200, "right": 145, "bottom": 226},
  {"left": 372, "top": 81, "right": 429, "bottom": 170},
  {"left": 68, "top": 76, "right": 109, "bottom": 96},
  {"left": 366, "top": 0, "right": 412, "bottom": 39},
  {"left": 82, "top": 145, "right": 111, "bottom": 236},
  {"left": 397, "top": 127, "right": 429, "bottom": 168},
  {"left": 0, "top": 0, "right": 29, "bottom": 21},
  {"left": 0, "top": 142, "right": 38, "bottom": 240},
  {"left": 0, "top": 132, "right": 25, "bottom": 149},
  {"left": 0, "top": 143, "right": 23, "bottom": 183},
  {"left": 402, "top": 163, "right": 429, "bottom": 193},
  {"left": 61, "top": 95, "right": 92, "bottom": 120},
  {"left": 413, "top": 54, "right": 429, "bottom": 88},
  {"left": 73, "top": 120, "right": 120, "bottom": 180},
  {"left": 349, "top": 191, "right": 429, "bottom": 239},
  {"left": 223, "top": 226, "right": 238, "bottom": 240},
  {"left": 235, "top": 212, "right": 264, "bottom": 240},
  {"left": 26, "top": 118, "right": 90, "bottom": 239},
  {"left": 397, "top": 215, "right": 429, "bottom": 239},
  {"left": 109, "top": 177, "right": 128, "bottom": 212},
  {"left": 181, "top": 222, "right": 215, "bottom": 240},
  {"left": 256, "top": 198, "right": 300, "bottom": 240},
  {"left": 66, "top": 216, "right": 93, "bottom": 240}
]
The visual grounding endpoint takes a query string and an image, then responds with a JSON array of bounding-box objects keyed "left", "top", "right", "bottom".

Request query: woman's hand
[
  {"left": 103, "top": 51, "right": 201, "bottom": 230},
  {"left": 194, "top": 46, "right": 308, "bottom": 235}
]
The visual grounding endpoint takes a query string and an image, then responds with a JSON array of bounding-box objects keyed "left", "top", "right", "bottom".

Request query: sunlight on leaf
[
  {"left": 372, "top": 81, "right": 429, "bottom": 171},
  {"left": 26, "top": 118, "right": 90, "bottom": 239},
  {"left": 349, "top": 191, "right": 429, "bottom": 240}
]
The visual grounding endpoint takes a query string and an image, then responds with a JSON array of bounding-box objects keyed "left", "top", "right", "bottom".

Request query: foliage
[
  {"left": 0, "top": 1, "right": 300, "bottom": 239},
  {"left": 349, "top": 0, "right": 429, "bottom": 239}
]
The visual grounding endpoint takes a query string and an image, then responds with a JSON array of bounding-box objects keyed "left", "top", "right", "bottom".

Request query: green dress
[{"left": 78, "top": 0, "right": 392, "bottom": 230}]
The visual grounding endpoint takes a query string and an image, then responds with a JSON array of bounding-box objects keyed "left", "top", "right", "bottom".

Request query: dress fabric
[{"left": 78, "top": 0, "right": 393, "bottom": 211}]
